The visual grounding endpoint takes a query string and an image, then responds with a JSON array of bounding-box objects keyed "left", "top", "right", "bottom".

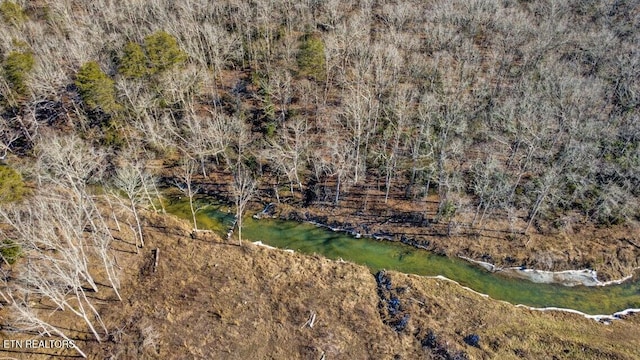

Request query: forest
[{"left": 0, "top": 0, "right": 639, "bottom": 357}]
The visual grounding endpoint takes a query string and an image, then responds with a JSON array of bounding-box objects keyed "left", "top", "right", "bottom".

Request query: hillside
[
  {"left": 3, "top": 212, "right": 640, "bottom": 359},
  {"left": 0, "top": 0, "right": 638, "bottom": 275},
  {"left": 0, "top": 0, "right": 639, "bottom": 358}
]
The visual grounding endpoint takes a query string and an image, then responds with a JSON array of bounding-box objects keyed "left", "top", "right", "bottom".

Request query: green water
[{"left": 165, "top": 198, "right": 640, "bottom": 316}]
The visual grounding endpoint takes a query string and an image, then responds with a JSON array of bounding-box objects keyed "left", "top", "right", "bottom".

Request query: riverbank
[
  {"left": 80, "top": 212, "right": 640, "bottom": 359},
  {"left": 180, "top": 162, "right": 640, "bottom": 282},
  {"left": 311, "top": 217, "right": 640, "bottom": 288},
  {"left": 5, "top": 209, "right": 638, "bottom": 359},
  {"left": 161, "top": 196, "right": 640, "bottom": 315},
  {"left": 252, "top": 241, "right": 640, "bottom": 323},
  {"left": 250, "top": 199, "right": 640, "bottom": 287},
  {"left": 259, "top": 196, "right": 640, "bottom": 282},
  {"left": 299, "top": 216, "right": 640, "bottom": 288}
]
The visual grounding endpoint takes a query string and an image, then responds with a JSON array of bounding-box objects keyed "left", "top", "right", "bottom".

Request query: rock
[
  {"left": 392, "top": 314, "right": 410, "bottom": 332},
  {"left": 421, "top": 330, "right": 437, "bottom": 349},
  {"left": 463, "top": 334, "right": 480, "bottom": 348},
  {"left": 375, "top": 270, "right": 392, "bottom": 290},
  {"left": 254, "top": 203, "right": 277, "bottom": 219},
  {"left": 388, "top": 296, "right": 401, "bottom": 315}
]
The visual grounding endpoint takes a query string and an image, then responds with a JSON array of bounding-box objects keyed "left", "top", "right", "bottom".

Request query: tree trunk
[
  {"left": 335, "top": 175, "right": 341, "bottom": 205},
  {"left": 131, "top": 200, "right": 144, "bottom": 247}
]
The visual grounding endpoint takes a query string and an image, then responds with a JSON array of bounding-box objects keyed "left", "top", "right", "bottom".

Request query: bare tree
[
  {"left": 340, "top": 82, "right": 378, "bottom": 185},
  {"left": 417, "top": 93, "right": 467, "bottom": 220},
  {"left": 0, "top": 120, "right": 20, "bottom": 161},
  {"left": 9, "top": 298, "right": 88, "bottom": 358},
  {"left": 131, "top": 110, "right": 178, "bottom": 154},
  {"left": 113, "top": 162, "right": 147, "bottom": 249},
  {"left": 0, "top": 193, "right": 109, "bottom": 343},
  {"left": 268, "top": 69, "right": 293, "bottom": 120},
  {"left": 35, "top": 134, "right": 105, "bottom": 191},
  {"left": 262, "top": 117, "right": 309, "bottom": 195},
  {"left": 525, "top": 169, "right": 560, "bottom": 234},
  {"left": 175, "top": 158, "right": 200, "bottom": 231},
  {"left": 181, "top": 107, "right": 237, "bottom": 177},
  {"left": 231, "top": 164, "right": 257, "bottom": 245},
  {"left": 327, "top": 128, "right": 354, "bottom": 205},
  {"left": 470, "top": 157, "right": 509, "bottom": 228},
  {"left": 405, "top": 109, "right": 435, "bottom": 200},
  {"left": 381, "top": 86, "right": 415, "bottom": 203},
  {"left": 29, "top": 134, "right": 122, "bottom": 300}
]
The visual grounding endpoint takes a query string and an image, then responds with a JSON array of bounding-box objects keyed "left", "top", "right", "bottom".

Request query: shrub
[
  {"left": 75, "top": 61, "right": 119, "bottom": 114},
  {"left": 0, "top": 239, "right": 22, "bottom": 265},
  {"left": 119, "top": 41, "right": 148, "bottom": 78},
  {"left": 3, "top": 51, "right": 34, "bottom": 95},
  {"left": 0, "top": 165, "right": 26, "bottom": 203},
  {"left": 439, "top": 200, "right": 457, "bottom": 219},
  {"left": 102, "top": 119, "right": 125, "bottom": 148},
  {"left": 144, "top": 31, "right": 187, "bottom": 74},
  {"left": 0, "top": 1, "right": 27, "bottom": 25},
  {"left": 297, "top": 33, "right": 326, "bottom": 81},
  {"left": 265, "top": 121, "right": 277, "bottom": 138}
]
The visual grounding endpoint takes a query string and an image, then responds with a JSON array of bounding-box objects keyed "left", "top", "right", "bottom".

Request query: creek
[{"left": 165, "top": 199, "right": 640, "bottom": 316}]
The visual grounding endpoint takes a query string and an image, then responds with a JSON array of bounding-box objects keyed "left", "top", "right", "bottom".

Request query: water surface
[{"left": 165, "top": 198, "right": 640, "bottom": 315}]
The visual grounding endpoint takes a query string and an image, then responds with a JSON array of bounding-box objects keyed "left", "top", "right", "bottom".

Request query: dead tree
[
  {"left": 231, "top": 164, "right": 257, "bottom": 245},
  {"left": 175, "top": 158, "right": 200, "bottom": 231},
  {"left": 113, "top": 163, "right": 146, "bottom": 249}
]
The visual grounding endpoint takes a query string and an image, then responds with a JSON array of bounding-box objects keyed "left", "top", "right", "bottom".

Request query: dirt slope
[{"left": 3, "top": 212, "right": 640, "bottom": 359}]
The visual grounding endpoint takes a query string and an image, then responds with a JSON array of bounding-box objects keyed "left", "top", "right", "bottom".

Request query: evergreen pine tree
[
  {"left": 119, "top": 42, "right": 148, "bottom": 78},
  {"left": 3, "top": 51, "right": 34, "bottom": 95},
  {"left": 144, "top": 31, "right": 187, "bottom": 74},
  {"left": 297, "top": 33, "right": 326, "bottom": 81},
  {"left": 75, "top": 61, "right": 119, "bottom": 114}
]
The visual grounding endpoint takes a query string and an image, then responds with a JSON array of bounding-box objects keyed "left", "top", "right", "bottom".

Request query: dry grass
[{"left": 2, "top": 211, "right": 640, "bottom": 359}]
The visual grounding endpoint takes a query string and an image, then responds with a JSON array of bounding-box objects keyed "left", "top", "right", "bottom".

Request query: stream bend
[{"left": 167, "top": 199, "right": 640, "bottom": 316}]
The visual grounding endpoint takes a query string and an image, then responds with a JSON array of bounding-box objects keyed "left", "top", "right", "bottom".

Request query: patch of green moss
[{"left": 0, "top": 1, "right": 27, "bottom": 25}]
